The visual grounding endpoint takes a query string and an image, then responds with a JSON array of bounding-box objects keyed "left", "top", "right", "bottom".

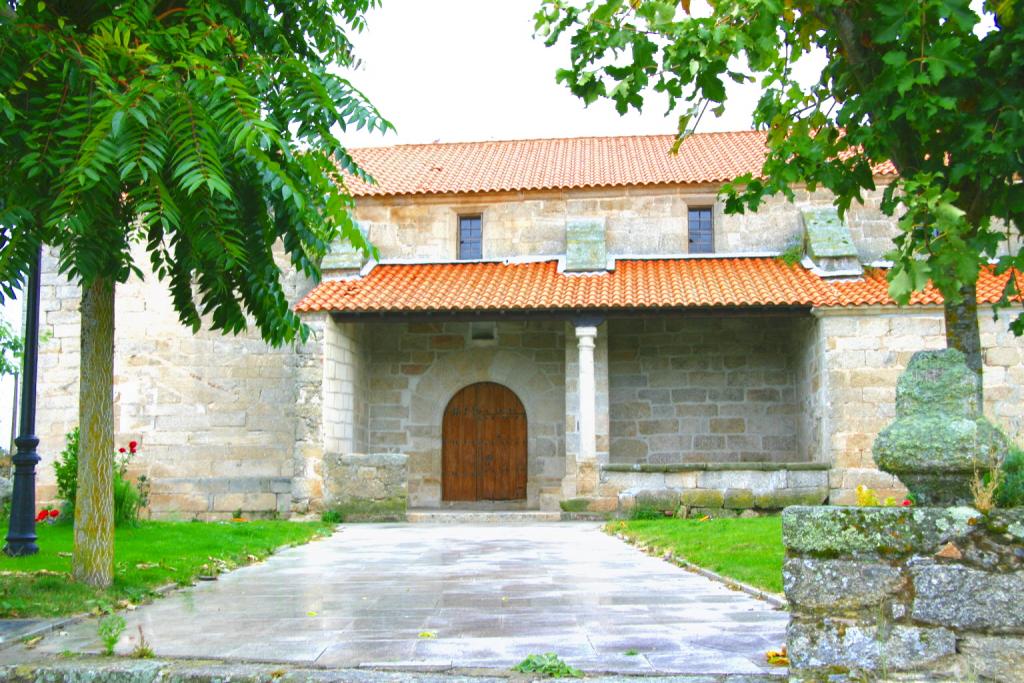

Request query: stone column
[{"left": 575, "top": 324, "right": 598, "bottom": 495}]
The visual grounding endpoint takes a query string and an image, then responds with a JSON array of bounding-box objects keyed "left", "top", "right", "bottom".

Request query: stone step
[{"left": 406, "top": 509, "right": 563, "bottom": 524}]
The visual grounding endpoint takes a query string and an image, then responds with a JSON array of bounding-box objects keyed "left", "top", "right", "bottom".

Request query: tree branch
[{"left": 829, "top": 5, "right": 917, "bottom": 177}]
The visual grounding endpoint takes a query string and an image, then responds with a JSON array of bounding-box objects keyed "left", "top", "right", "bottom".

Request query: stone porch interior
[{"left": 317, "top": 310, "right": 830, "bottom": 515}]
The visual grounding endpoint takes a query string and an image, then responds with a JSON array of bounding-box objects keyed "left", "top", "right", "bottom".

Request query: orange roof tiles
[
  {"left": 829, "top": 266, "right": 1019, "bottom": 308},
  {"left": 294, "top": 258, "right": 1018, "bottom": 315},
  {"left": 346, "top": 131, "right": 896, "bottom": 198}
]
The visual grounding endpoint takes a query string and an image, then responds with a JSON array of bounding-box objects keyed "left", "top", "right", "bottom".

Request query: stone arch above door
[{"left": 406, "top": 348, "right": 564, "bottom": 508}]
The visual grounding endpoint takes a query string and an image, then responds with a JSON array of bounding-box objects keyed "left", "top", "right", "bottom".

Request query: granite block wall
[
  {"left": 354, "top": 184, "right": 901, "bottom": 262},
  {"left": 362, "top": 321, "right": 566, "bottom": 508},
  {"left": 34, "top": 246, "right": 313, "bottom": 519},
  {"left": 607, "top": 315, "right": 806, "bottom": 466},
  {"left": 784, "top": 506, "right": 1024, "bottom": 682}
]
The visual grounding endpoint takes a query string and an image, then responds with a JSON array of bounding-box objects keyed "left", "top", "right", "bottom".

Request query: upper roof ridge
[
  {"left": 346, "top": 129, "right": 764, "bottom": 153},
  {"left": 343, "top": 131, "right": 895, "bottom": 198}
]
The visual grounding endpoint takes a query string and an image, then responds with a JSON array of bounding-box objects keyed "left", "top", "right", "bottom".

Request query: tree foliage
[
  {"left": 1, "top": 0, "right": 390, "bottom": 585},
  {"left": 0, "top": 317, "right": 22, "bottom": 377},
  {"left": 0, "top": 0, "right": 391, "bottom": 343},
  {"left": 535, "top": 0, "right": 1024, "bottom": 332}
]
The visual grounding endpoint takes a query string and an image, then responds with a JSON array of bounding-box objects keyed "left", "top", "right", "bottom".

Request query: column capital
[{"left": 574, "top": 325, "right": 598, "bottom": 340}]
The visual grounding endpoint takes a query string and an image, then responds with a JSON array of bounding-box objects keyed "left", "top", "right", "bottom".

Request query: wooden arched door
[{"left": 442, "top": 382, "right": 527, "bottom": 501}]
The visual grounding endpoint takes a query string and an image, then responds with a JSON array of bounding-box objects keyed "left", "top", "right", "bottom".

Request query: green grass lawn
[
  {"left": 0, "top": 520, "right": 334, "bottom": 618},
  {"left": 608, "top": 516, "right": 784, "bottom": 594}
]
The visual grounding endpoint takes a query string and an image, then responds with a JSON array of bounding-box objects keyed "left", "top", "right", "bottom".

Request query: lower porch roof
[{"left": 294, "top": 256, "right": 1017, "bottom": 316}]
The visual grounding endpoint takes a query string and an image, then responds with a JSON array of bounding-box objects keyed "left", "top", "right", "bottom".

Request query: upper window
[
  {"left": 688, "top": 207, "right": 714, "bottom": 254},
  {"left": 458, "top": 215, "right": 482, "bottom": 260}
]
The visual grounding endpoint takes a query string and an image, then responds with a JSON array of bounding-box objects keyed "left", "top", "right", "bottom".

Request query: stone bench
[{"left": 589, "top": 462, "right": 830, "bottom": 516}]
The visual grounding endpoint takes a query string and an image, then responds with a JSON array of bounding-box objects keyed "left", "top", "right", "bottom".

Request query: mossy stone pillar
[{"left": 873, "top": 349, "right": 1008, "bottom": 506}]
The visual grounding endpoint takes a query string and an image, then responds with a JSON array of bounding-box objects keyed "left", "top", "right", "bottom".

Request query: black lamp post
[{"left": 4, "top": 245, "right": 42, "bottom": 557}]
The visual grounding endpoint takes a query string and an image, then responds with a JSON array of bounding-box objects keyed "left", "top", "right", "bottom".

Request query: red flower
[
  {"left": 49, "top": 509, "right": 59, "bottom": 518},
  {"left": 119, "top": 447, "right": 126, "bottom": 453},
  {"left": 129, "top": 440, "right": 138, "bottom": 454},
  {"left": 35, "top": 510, "right": 46, "bottom": 522},
  {"left": 901, "top": 499, "right": 913, "bottom": 507}
]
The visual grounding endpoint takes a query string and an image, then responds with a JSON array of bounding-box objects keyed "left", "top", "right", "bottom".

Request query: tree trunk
[
  {"left": 944, "top": 281, "right": 984, "bottom": 409},
  {"left": 73, "top": 277, "right": 115, "bottom": 588}
]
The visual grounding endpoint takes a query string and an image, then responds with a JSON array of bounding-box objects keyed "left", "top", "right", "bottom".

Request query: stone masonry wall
[
  {"left": 322, "top": 319, "right": 368, "bottom": 456},
  {"left": 794, "top": 316, "right": 827, "bottom": 463},
  {"left": 607, "top": 314, "right": 807, "bottom": 466},
  {"left": 323, "top": 452, "right": 407, "bottom": 521},
  {"left": 362, "top": 320, "right": 566, "bottom": 508},
  {"left": 354, "top": 183, "right": 901, "bottom": 262},
  {"left": 35, "top": 246, "right": 311, "bottom": 519},
  {"left": 784, "top": 506, "right": 1024, "bottom": 682},
  {"left": 820, "top": 307, "right": 1024, "bottom": 504}
]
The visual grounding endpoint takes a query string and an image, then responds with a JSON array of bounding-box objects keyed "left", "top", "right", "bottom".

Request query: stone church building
[{"left": 33, "top": 131, "right": 1024, "bottom": 518}]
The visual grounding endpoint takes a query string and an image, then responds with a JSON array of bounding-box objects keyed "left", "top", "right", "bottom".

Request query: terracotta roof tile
[
  {"left": 828, "top": 266, "right": 1019, "bottom": 307},
  {"left": 295, "top": 259, "right": 1018, "bottom": 315},
  {"left": 346, "top": 131, "right": 896, "bottom": 198}
]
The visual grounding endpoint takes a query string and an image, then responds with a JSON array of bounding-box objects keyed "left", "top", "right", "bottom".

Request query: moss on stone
[
  {"left": 678, "top": 489, "right": 724, "bottom": 508},
  {"left": 802, "top": 207, "right": 858, "bottom": 259},
  {"left": 635, "top": 489, "right": 681, "bottom": 511},
  {"left": 782, "top": 506, "right": 981, "bottom": 557},
  {"left": 873, "top": 349, "right": 1009, "bottom": 505},
  {"left": 723, "top": 488, "right": 756, "bottom": 509},
  {"left": 330, "top": 496, "right": 407, "bottom": 522},
  {"left": 559, "top": 497, "right": 590, "bottom": 513},
  {"left": 893, "top": 349, "right": 977, "bottom": 416},
  {"left": 754, "top": 488, "right": 829, "bottom": 509}
]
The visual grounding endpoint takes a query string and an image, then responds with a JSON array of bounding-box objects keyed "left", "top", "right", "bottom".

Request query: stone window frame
[{"left": 467, "top": 321, "right": 498, "bottom": 346}]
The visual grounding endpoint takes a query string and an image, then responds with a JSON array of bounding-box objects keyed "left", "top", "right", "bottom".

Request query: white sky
[{"left": 338, "top": 0, "right": 768, "bottom": 149}]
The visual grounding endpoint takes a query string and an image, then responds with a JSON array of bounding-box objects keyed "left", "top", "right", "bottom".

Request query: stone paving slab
[
  {"left": 16, "top": 523, "right": 788, "bottom": 676},
  {"left": 0, "top": 619, "right": 53, "bottom": 647}
]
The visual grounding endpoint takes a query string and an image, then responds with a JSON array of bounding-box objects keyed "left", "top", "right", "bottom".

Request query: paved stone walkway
[{"left": 30, "top": 523, "right": 788, "bottom": 675}]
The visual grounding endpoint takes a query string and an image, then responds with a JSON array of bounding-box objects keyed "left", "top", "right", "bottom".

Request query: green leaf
[{"left": 111, "top": 111, "right": 125, "bottom": 137}]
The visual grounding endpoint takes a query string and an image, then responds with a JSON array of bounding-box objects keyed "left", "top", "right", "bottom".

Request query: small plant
[
  {"left": 97, "top": 615, "right": 126, "bottom": 656},
  {"left": 320, "top": 509, "right": 342, "bottom": 524},
  {"left": 55, "top": 430, "right": 148, "bottom": 525},
  {"left": 972, "top": 465, "right": 1003, "bottom": 514},
  {"left": 629, "top": 504, "right": 662, "bottom": 520},
  {"left": 777, "top": 240, "right": 804, "bottom": 266},
  {"left": 130, "top": 626, "right": 155, "bottom": 658},
  {"left": 994, "top": 446, "right": 1024, "bottom": 508},
  {"left": 765, "top": 645, "right": 789, "bottom": 666},
  {"left": 232, "top": 508, "right": 244, "bottom": 520},
  {"left": 35, "top": 507, "right": 60, "bottom": 525},
  {"left": 512, "top": 653, "right": 583, "bottom": 678},
  {"left": 855, "top": 485, "right": 912, "bottom": 507},
  {"left": 624, "top": 648, "right": 639, "bottom": 656},
  {"left": 53, "top": 428, "right": 80, "bottom": 517}
]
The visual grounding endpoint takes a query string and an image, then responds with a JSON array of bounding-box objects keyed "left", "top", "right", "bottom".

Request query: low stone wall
[
  {"left": 591, "top": 462, "right": 829, "bottom": 515},
  {"left": 783, "top": 506, "right": 1024, "bottom": 682},
  {"left": 323, "top": 452, "right": 408, "bottom": 521}
]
